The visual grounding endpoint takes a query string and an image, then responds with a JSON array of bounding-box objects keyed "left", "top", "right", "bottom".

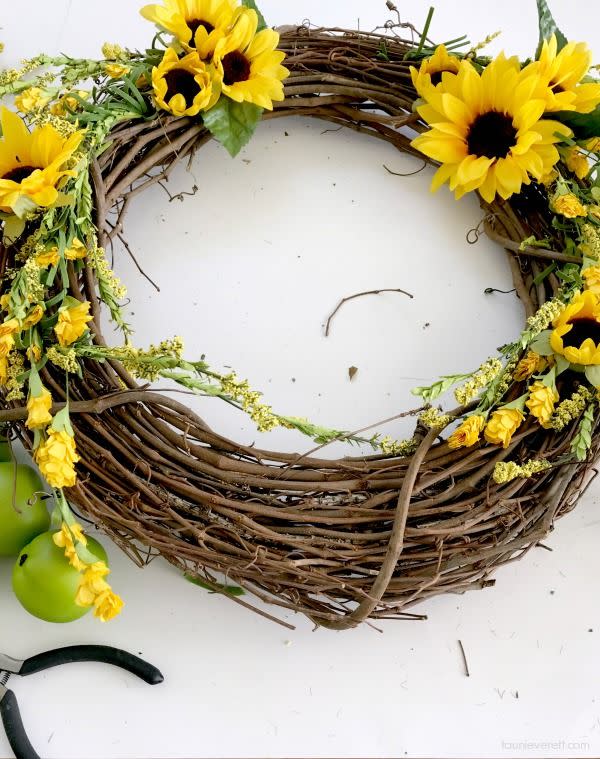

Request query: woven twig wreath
[{"left": 1, "top": 2, "right": 600, "bottom": 629}]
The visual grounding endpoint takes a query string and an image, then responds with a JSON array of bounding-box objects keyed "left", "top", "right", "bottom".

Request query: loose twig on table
[{"left": 325, "top": 288, "right": 414, "bottom": 336}]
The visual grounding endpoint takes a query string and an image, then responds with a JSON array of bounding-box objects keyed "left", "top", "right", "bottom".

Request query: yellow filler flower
[
  {"left": 411, "top": 44, "right": 460, "bottom": 98},
  {"left": 533, "top": 34, "right": 600, "bottom": 114},
  {"left": 152, "top": 47, "right": 217, "bottom": 117},
  {"left": 411, "top": 54, "right": 570, "bottom": 202},
  {"left": 551, "top": 290, "right": 600, "bottom": 366},
  {"left": 141, "top": 0, "right": 236, "bottom": 58},
  {"left": 213, "top": 7, "right": 289, "bottom": 110},
  {"left": 0, "top": 108, "right": 83, "bottom": 214}
]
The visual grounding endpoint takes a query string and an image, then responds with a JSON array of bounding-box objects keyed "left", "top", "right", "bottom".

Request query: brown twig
[
  {"left": 458, "top": 639, "right": 470, "bottom": 677},
  {"left": 324, "top": 288, "right": 414, "bottom": 336}
]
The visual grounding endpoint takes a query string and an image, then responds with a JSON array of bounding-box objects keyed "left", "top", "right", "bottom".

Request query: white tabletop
[{"left": 1, "top": 1, "right": 600, "bottom": 757}]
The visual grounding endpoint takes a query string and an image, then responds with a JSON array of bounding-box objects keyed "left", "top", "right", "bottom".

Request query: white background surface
[{"left": 1, "top": 1, "right": 600, "bottom": 757}]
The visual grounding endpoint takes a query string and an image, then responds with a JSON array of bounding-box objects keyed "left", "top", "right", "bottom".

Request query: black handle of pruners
[
  {"left": 0, "top": 688, "right": 39, "bottom": 759},
  {"left": 0, "top": 646, "right": 163, "bottom": 759},
  {"left": 20, "top": 645, "right": 164, "bottom": 684}
]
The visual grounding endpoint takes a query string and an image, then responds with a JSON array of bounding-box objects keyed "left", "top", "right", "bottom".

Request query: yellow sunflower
[
  {"left": 411, "top": 54, "right": 570, "bottom": 203},
  {"left": 212, "top": 7, "right": 289, "bottom": 110},
  {"left": 551, "top": 290, "right": 600, "bottom": 366},
  {"left": 152, "top": 47, "right": 218, "bottom": 117},
  {"left": 0, "top": 108, "right": 84, "bottom": 215},
  {"left": 532, "top": 34, "right": 600, "bottom": 114},
  {"left": 141, "top": 0, "right": 237, "bottom": 59},
  {"left": 411, "top": 44, "right": 460, "bottom": 99}
]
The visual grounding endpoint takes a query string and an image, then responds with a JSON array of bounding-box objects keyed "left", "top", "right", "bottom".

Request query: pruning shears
[{"left": 0, "top": 645, "right": 164, "bottom": 759}]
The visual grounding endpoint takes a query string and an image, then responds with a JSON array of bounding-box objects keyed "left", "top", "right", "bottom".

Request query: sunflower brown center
[
  {"left": 2, "top": 165, "right": 37, "bottom": 183},
  {"left": 164, "top": 69, "right": 201, "bottom": 106},
  {"left": 221, "top": 51, "right": 251, "bottom": 85},
  {"left": 187, "top": 18, "right": 215, "bottom": 41},
  {"left": 466, "top": 110, "right": 517, "bottom": 159},
  {"left": 563, "top": 319, "right": 600, "bottom": 348},
  {"left": 429, "top": 69, "right": 447, "bottom": 86}
]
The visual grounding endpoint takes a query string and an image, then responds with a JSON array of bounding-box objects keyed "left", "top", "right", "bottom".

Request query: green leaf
[
  {"left": 202, "top": 97, "right": 263, "bottom": 157},
  {"left": 585, "top": 365, "right": 600, "bottom": 387},
  {"left": 535, "top": 0, "right": 568, "bottom": 58},
  {"left": 184, "top": 574, "right": 245, "bottom": 596},
  {"left": 532, "top": 262, "right": 556, "bottom": 285},
  {"left": 551, "top": 106, "right": 600, "bottom": 140},
  {"left": 51, "top": 405, "right": 74, "bottom": 436},
  {"left": 570, "top": 404, "right": 595, "bottom": 461},
  {"left": 11, "top": 194, "right": 38, "bottom": 220},
  {"left": 241, "top": 0, "right": 267, "bottom": 31},
  {"left": 529, "top": 330, "right": 554, "bottom": 356},
  {"left": 411, "top": 372, "right": 471, "bottom": 403},
  {"left": 2, "top": 215, "right": 26, "bottom": 245},
  {"left": 555, "top": 355, "right": 570, "bottom": 375}
]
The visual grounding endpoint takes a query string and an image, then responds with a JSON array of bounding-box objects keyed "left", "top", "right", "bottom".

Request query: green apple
[
  {"left": 13, "top": 531, "right": 109, "bottom": 623},
  {"left": 0, "top": 438, "right": 11, "bottom": 463},
  {"left": 0, "top": 463, "right": 50, "bottom": 556}
]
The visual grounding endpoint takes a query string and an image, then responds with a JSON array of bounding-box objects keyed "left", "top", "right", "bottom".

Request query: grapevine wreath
[{"left": 0, "top": 0, "right": 599, "bottom": 630}]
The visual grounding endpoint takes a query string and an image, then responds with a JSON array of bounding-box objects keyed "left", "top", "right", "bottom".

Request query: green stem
[{"left": 416, "top": 7, "right": 435, "bottom": 56}]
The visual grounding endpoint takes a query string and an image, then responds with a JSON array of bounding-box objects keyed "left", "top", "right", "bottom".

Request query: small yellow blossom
[
  {"left": 25, "top": 386, "right": 52, "bottom": 430},
  {"left": 583, "top": 266, "right": 600, "bottom": 292},
  {"left": 540, "top": 168, "right": 559, "bottom": 186},
  {"left": 50, "top": 91, "right": 88, "bottom": 116},
  {"left": 104, "top": 62, "right": 130, "bottom": 78},
  {"left": 447, "top": 415, "right": 486, "bottom": 449},
  {"left": 54, "top": 300, "right": 93, "bottom": 346},
  {"left": 526, "top": 381, "right": 558, "bottom": 428},
  {"left": 64, "top": 238, "right": 87, "bottom": 260},
  {"left": 0, "top": 318, "right": 19, "bottom": 338},
  {"left": 552, "top": 193, "right": 587, "bottom": 218},
  {"left": 75, "top": 561, "right": 111, "bottom": 607},
  {"left": 484, "top": 408, "right": 524, "bottom": 448},
  {"left": 52, "top": 522, "right": 87, "bottom": 571},
  {"left": 14, "top": 87, "right": 49, "bottom": 113},
  {"left": 93, "top": 589, "right": 124, "bottom": 622},
  {"left": 35, "top": 428, "right": 80, "bottom": 488},
  {"left": 564, "top": 147, "right": 590, "bottom": 179},
  {"left": 22, "top": 304, "right": 44, "bottom": 328},
  {"left": 0, "top": 355, "right": 8, "bottom": 384},
  {"left": 36, "top": 247, "right": 60, "bottom": 267},
  {"left": 26, "top": 345, "right": 42, "bottom": 363},
  {"left": 0, "top": 333, "right": 15, "bottom": 357}
]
